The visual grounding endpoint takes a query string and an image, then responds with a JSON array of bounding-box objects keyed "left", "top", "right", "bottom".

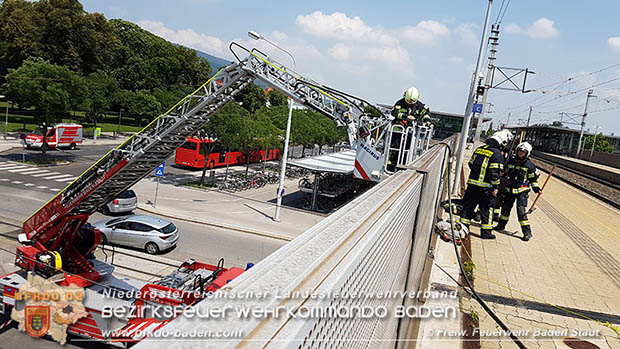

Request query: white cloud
[
  {"left": 609, "top": 37, "right": 620, "bottom": 52},
  {"left": 296, "top": 11, "right": 398, "bottom": 46},
  {"left": 328, "top": 43, "right": 351, "bottom": 61},
  {"left": 401, "top": 20, "right": 449, "bottom": 45},
  {"left": 505, "top": 18, "right": 559, "bottom": 40},
  {"left": 137, "top": 20, "right": 225, "bottom": 55},
  {"left": 455, "top": 24, "right": 479, "bottom": 46}
]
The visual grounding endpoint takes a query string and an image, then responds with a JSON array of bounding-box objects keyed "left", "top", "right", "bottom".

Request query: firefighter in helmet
[
  {"left": 460, "top": 129, "right": 512, "bottom": 239},
  {"left": 390, "top": 87, "right": 432, "bottom": 127},
  {"left": 387, "top": 87, "right": 432, "bottom": 171},
  {"left": 494, "top": 142, "right": 540, "bottom": 241}
]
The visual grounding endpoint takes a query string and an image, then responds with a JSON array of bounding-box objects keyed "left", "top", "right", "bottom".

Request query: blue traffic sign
[
  {"left": 472, "top": 103, "right": 483, "bottom": 113},
  {"left": 155, "top": 162, "right": 165, "bottom": 177}
]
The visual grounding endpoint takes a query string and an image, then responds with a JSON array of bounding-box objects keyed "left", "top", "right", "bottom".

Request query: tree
[
  {"left": 583, "top": 134, "right": 615, "bottom": 153},
  {"left": 128, "top": 90, "right": 161, "bottom": 126},
  {"left": 268, "top": 89, "right": 287, "bottom": 107},
  {"left": 82, "top": 71, "right": 118, "bottom": 127},
  {"left": 235, "top": 83, "right": 266, "bottom": 114},
  {"left": 3, "top": 57, "right": 81, "bottom": 124}
]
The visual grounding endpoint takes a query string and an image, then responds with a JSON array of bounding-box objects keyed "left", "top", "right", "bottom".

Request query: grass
[
  {"left": 185, "top": 181, "right": 218, "bottom": 189},
  {"left": 1, "top": 116, "right": 142, "bottom": 133},
  {"left": 463, "top": 261, "right": 476, "bottom": 281},
  {"left": 22, "top": 158, "right": 67, "bottom": 166}
]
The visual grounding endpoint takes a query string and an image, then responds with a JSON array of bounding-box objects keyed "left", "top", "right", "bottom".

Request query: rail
[{"left": 137, "top": 136, "right": 457, "bottom": 348}]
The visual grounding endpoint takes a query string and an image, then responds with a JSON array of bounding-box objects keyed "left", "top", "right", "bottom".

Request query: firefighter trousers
[
  {"left": 460, "top": 185, "right": 494, "bottom": 236},
  {"left": 497, "top": 192, "right": 531, "bottom": 235}
]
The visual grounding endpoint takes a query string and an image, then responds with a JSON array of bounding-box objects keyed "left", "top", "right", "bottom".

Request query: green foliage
[
  {"left": 82, "top": 71, "right": 119, "bottom": 125},
  {"left": 235, "top": 84, "right": 266, "bottom": 114},
  {"left": 463, "top": 261, "right": 475, "bottom": 281},
  {"left": 267, "top": 89, "right": 287, "bottom": 107},
  {"left": 0, "top": 2, "right": 212, "bottom": 127},
  {"left": 583, "top": 134, "right": 615, "bottom": 153},
  {"left": 3, "top": 57, "right": 82, "bottom": 123}
]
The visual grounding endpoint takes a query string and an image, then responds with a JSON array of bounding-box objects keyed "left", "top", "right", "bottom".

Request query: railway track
[{"left": 531, "top": 155, "right": 620, "bottom": 210}]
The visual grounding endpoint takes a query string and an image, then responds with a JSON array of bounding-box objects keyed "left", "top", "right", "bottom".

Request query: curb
[
  {"left": 136, "top": 204, "right": 293, "bottom": 242},
  {"left": 0, "top": 215, "right": 22, "bottom": 228}
]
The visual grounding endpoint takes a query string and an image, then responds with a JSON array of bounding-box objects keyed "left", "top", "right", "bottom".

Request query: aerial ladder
[{"left": 16, "top": 44, "right": 432, "bottom": 285}]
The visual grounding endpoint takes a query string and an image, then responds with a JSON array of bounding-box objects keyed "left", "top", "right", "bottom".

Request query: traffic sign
[
  {"left": 472, "top": 103, "right": 483, "bottom": 113},
  {"left": 155, "top": 162, "right": 165, "bottom": 177}
]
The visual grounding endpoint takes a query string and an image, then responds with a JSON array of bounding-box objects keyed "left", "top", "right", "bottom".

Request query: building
[{"left": 507, "top": 125, "right": 619, "bottom": 156}]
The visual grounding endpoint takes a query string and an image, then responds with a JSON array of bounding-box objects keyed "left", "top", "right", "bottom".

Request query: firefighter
[
  {"left": 494, "top": 142, "right": 540, "bottom": 241},
  {"left": 390, "top": 87, "right": 432, "bottom": 127},
  {"left": 460, "top": 130, "right": 512, "bottom": 239},
  {"left": 387, "top": 87, "right": 431, "bottom": 171}
]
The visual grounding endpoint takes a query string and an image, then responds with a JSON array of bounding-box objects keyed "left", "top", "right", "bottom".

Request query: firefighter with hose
[{"left": 494, "top": 142, "right": 541, "bottom": 241}]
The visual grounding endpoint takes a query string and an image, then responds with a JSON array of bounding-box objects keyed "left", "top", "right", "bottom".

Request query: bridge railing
[{"left": 139, "top": 136, "right": 457, "bottom": 349}]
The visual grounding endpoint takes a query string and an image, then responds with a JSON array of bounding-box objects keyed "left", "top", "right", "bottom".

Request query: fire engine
[
  {"left": 25, "top": 123, "right": 83, "bottom": 150},
  {"left": 0, "top": 43, "right": 432, "bottom": 346}
]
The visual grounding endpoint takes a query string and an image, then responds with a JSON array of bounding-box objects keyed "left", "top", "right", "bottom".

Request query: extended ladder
[{"left": 23, "top": 48, "right": 373, "bottom": 240}]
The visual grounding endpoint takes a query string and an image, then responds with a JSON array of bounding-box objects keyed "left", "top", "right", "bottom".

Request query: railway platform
[{"left": 460, "top": 166, "right": 620, "bottom": 348}]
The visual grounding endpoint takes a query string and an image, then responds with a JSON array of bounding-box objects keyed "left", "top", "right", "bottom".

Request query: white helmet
[
  {"left": 404, "top": 87, "right": 419, "bottom": 104},
  {"left": 490, "top": 129, "right": 513, "bottom": 148},
  {"left": 516, "top": 142, "right": 532, "bottom": 157}
]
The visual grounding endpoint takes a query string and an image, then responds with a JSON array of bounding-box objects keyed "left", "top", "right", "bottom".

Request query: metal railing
[{"left": 137, "top": 137, "right": 456, "bottom": 349}]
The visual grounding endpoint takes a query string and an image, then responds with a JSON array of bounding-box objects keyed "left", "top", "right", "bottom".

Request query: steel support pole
[
  {"left": 473, "top": 24, "right": 500, "bottom": 145},
  {"left": 576, "top": 89, "right": 594, "bottom": 158},
  {"left": 274, "top": 98, "right": 293, "bottom": 221},
  {"left": 452, "top": 0, "right": 493, "bottom": 196}
]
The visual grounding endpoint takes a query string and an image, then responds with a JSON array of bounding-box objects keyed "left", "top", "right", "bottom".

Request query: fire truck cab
[{"left": 25, "top": 123, "right": 83, "bottom": 150}]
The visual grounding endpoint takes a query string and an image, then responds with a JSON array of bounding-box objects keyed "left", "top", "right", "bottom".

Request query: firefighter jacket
[
  {"left": 503, "top": 156, "right": 541, "bottom": 195},
  {"left": 391, "top": 98, "right": 431, "bottom": 125},
  {"left": 467, "top": 139, "right": 504, "bottom": 189}
]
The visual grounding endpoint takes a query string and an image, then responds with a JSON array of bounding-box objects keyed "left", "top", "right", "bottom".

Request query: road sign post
[{"left": 154, "top": 162, "right": 165, "bottom": 208}]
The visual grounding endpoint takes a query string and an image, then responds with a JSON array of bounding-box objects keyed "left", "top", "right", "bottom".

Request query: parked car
[
  {"left": 101, "top": 189, "right": 137, "bottom": 215},
  {"left": 92, "top": 215, "right": 179, "bottom": 254}
]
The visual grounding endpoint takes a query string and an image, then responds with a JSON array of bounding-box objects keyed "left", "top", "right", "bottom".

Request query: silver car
[
  {"left": 101, "top": 189, "right": 137, "bottom": 215},
  {"left": 92, "top": 215, "right": 179, "bottom": 254}
]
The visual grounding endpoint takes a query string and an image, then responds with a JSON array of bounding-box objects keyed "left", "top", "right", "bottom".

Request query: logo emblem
[{"left": 25, "top": 306, "right": 50, "bottom": 337}]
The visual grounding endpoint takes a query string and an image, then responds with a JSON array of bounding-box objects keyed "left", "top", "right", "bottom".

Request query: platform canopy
[{"left": 288, "top": 150, "right": 356, "bottom": 174}]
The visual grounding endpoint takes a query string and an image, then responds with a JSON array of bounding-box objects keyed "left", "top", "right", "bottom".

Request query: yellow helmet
[{"left": 404, "top": 87, "right": 419, "bottom": 104}]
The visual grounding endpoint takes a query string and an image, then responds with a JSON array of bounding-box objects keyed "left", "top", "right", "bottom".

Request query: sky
[{"left": 81, "top": 0, "right": 620, "bottom": 136}]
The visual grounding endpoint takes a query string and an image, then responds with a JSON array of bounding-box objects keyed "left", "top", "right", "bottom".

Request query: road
[
  {"left": 0, "top": 145, "right": 288, "bottom": 347},
  {"left": 0, "top": 145, "right": 287, "bottom": 267}
]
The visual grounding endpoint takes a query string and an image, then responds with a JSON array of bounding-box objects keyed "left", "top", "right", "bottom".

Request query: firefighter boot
[
  {"left": 480, "top": 230, "right": 496, "bottom": 239},
  {"left": 522, "top": 232, "right": 532, "bottom": 242},
  {"left": 494, "top": 222, "right": 507, "bottom": 231}
]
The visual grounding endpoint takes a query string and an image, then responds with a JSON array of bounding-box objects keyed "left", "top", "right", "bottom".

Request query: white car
[{"left": 92, "top": 215, "right": 179, "bottom": 254}]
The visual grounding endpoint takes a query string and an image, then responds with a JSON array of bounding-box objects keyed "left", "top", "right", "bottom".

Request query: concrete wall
[
  {"left": 577, "top": 151, "right": 620, "bottom": 170},
  {"left": 533, "top": 151, "right": 620, "bottom": 185}
]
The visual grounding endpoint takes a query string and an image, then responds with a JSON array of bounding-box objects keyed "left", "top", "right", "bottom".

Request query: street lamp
[
  {"left": 117, "top": 108, "right": 124, "bottom": 137},
  {"left": 589, "top": 125, "right": 601, "bottom": 161},
  {"left": 248, "top": 30, "right": 296, "bottom": 222},
  {"left": 0, "top": 95, "right": 9, "bottom": 140}
]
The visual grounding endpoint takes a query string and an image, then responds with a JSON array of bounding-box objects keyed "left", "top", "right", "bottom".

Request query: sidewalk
[
  {"left": 132, "top": 176, "right": 325, "bottom": 241},
  {"left": 459, "top": 158, "right": 620, "bottom": 347}
]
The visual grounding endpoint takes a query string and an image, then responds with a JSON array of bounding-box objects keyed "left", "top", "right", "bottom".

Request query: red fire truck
[
  {"left": 25, "top": 123, "right": 83, "bottom": 150},
  {"left": 174, "top": 136, "right": 280, "bottom": 169}
]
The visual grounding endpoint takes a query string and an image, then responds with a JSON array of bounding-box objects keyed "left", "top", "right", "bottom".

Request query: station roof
[{"left": 288, "top": 150, "right": 356, "bottom": 174}]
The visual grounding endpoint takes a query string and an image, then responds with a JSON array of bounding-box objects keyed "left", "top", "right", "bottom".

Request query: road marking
[
  {"left": 23, "top": 183, "right": 35, "bottom": 187},
  {"left": 0, "top": 178, "right": 10, "bottom": 182},
  {"left": 57, "top": 176, "right": 77, "bottom": 182},
  {"left": 11, "top": 181, "right": 23, "bottom": 184},
  {"left": 43, "top": 174, "right": 74, "bottom": 180},
  {"left": 36, "top": 185, "right": 48, "bottom": 189},
  {"left": 31, "top": 171, "right": 60, "bottom": 177},
  {"left": 50, "top": 188, "right": 61, "bottom": 192},
  {"left": 0, "top": 165, "right": 26, "bottom": 171},
  {"left": 22, "top": 169, "right": 51, "bottom": 175},
  {"left": 8, "top": 168, "right": 38, "bottom": 173}
]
